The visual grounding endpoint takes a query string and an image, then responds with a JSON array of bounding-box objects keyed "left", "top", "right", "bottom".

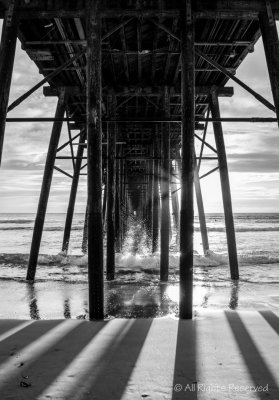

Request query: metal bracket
[{"left": 266, "top": 0, "right": 275, "bottom": 26}]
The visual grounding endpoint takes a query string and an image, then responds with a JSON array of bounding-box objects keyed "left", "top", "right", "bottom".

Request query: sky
[{"left": 0, "top": 23, "right": 279, "bottom": 214}]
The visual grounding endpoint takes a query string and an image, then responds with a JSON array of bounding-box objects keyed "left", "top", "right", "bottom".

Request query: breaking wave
[{"left": 1, "top": 250, "right": 279, "bottom": 271}]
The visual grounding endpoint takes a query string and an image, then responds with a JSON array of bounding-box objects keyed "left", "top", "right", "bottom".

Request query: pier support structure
[
  {"left": 62, "top": 132, "right": 86, "bottom": 253},
  {"left": 210, "top": 92, "right": 239, "bottom": 280},
  {"left": 194, "top": 158, "right": 209, "bottom": 255},
  {"left": 86, "top": 0, "right": 104, "bottom": 319},
  {"left": 179, "top": 0, "right": 195, "bottom": 319},
  {"left": 259, "top": 4, "right": 279, "bottom": 128},
  {"left": 106, "top": 94, "right": 116, "bottom": 281},
  {"left": 152, "top": 127, "right": 160, "bottom": 253},
  {"left": 26, "top": 90, "right": 66, "bottom": 280},
  {"left": 0, "top": 1, "right": 18, "bottom": 164},
  {"left": 160, "top": 87, "right": 170, "bottom": 282}
]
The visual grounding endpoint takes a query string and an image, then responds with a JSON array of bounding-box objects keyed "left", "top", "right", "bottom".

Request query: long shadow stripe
[
  {"left": 0, "top": 320, "right": 33, "bottom": 342},
  {"left": 0, "top": 320, "right": 63, "bottom": 365},
  {"left": 225, "top": 311, "right": 279, "bottom": 399},
  {"left": 0, "top": 320, "right": 80, "bottom": 389},
  {"left": 38, "top": 319, "right": 135, "bottom": 399},
  {"left": 80, "top": 319, "right": 153, "bottom": 400},
  {"left": 0, "top": 321, "right": 106, "bottom": 398},
  {"left": 259, "top": 310, "right": 279, "bottom": 336},
  {"left": 172, "top": 320, "right": 197, "bottom": 400},
  {"left": 42, "top": 319, "right": 153, "bottom": 400},
  {"left": 0, "top": 320, "right": 31, "bottom": 338}
]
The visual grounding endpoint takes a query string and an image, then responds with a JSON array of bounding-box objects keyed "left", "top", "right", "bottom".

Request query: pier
[{"left": 0, "top": 0, "right": 279, "bottom": 319}]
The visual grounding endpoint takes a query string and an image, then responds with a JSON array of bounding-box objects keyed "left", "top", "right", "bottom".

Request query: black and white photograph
[{"left": 0, "top": 0, "right": 278, "bottom": 399}]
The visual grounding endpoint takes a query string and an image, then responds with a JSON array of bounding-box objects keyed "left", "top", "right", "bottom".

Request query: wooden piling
[
  {"left": 86, "top": 0, "right": 104, "bottom": 319},
  {"left": 259, "top": 6, "right": 279, "bottom": 127},
  {"left": 147, "top": 149, "right": 154, "bottom": 239},
  {"left": 0, "top": 1, "right": 18, "bottom": 164},
  {"left": 26, "top": 91, "right": 66, "bottom": 280},
  {"left": 82, "top": 204, "right": 88, "bottom": 254},
  {"left": 62, "top": 133, "right": 85, "bottom": 253},
  {"left": 106, "top": 121, "right": 116, "bottom": 280},
  {"left": 160, "top": 87, "right": 170, "bottom": 282},
  {"left": 102, "top": 183, "right": 107, "bottom": 226},
  {"left": 115, "top": 153, "right": 121, "bottom": 252},
  {"left": 210, "top": 91, "right": 239, "bottom": 280},
  {"left": 152, "top": 133, "right": 160, "bottom": 253},
  {"left": 179, "top": 0, "right": 195, "bottom": 319},
  {"left": 194, "top": 160, "right": 209, "bottom": 255},
  {"left": 171, "top": 161, "right": 180, "bottom": 234}
]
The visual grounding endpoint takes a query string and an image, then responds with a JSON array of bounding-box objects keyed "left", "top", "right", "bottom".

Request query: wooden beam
[
  {"left": 180, "top": 0, "right": 195, "bottom": 319},
  {"left": 8, "top": 50, "right": 85, "bottom": 112},
  {"left": 259, "top": 4, "right": 279, "bottom": 129},
  {"left": 160, "top": 87, "right": 170, "bottom": 282},
  {"left": 0, "top": 2, "right": 276, "bottom": 20},
  {"left": 195, "top": 48, "right": 275, "bottom": 113},
  {"left": 86, "top": 0, "right": 103, "bottom": 320},
  {"left": 0, "top": 1, "right": 18, "bottom": 164},
  {"left": 43, "top": 85, "right": 234, "bottom": 98},
  {"left": 26, "top": 91, "right": 66, "bottom": 280},
  {"left": 210, "top": 91, "right": 239, "bottom": 280},
  {"left": 106, "top": 92, "right": 116, "bottom": 281},
  {"left": 62, "top": 134, "right": 85, "bottom": 253},
  {"left": 152, "top": 127, "right": 160, "bottom": 253},
  {"left": 194, "top": 159, "right": 209, "bottom": 255}
]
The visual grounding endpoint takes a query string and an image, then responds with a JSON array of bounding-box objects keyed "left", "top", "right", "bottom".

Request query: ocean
[{"left": 0, "top": 213, "right": 279, "bottom": 319}]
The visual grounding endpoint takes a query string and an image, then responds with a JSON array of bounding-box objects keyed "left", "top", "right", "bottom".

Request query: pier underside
[{"left": 1, "top": 0, "right": 279, "bottom": 318}]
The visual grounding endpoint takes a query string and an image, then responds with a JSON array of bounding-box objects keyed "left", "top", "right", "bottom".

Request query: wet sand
[
  {"left": 0, "top": 311, "right": 278, "bottom": 399},
  {"left": 0, "top": 276, "right": 279, "bottom": 320}
]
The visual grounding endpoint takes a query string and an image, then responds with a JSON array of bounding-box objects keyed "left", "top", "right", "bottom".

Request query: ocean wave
[
  {"left": 195, "top": 227, "right": 279, "bottom": 233},
  {"left": 0, "top": 219, "right": 33, "bottom": 224},
  {"left": 1, "top": 250, "right": 279, "bottom": 269},
  {"left": 0, "top": 226, "right": 83, "bottom": 231}
]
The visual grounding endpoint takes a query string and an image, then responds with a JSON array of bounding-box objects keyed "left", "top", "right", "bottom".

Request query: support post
[
  {"left": 259, "top": 4, "right": 279, "bottom": 127},
  {"left": 160, "top": 87, "right": 170, "bottom": 282},
  {"left": 106, "top": 117, "right": 116, "bottom": 280},
  {"left": 115, "top": 152, "right": 121, "bottom": 252},
  {"left": 62, "top": 133, "right": 85, "bottom": 253},
  {"left": 102, "top": 183, "right": 107, "bottom": 226},
  {"left": 180, "top": 0, "right": 195, "bottom": 319},
  {"left": 171, "top": 161, "right": 180, "bottom": 234},
  {"left": 152, "top": 131, "right": 160, "bottom": 253},
  {"left": 0, "top": 1, "right": 18, "bottom": 164},
  {"left": 82, "top": 204, "right": 88, "bottom": 254},
  {"left": 86, "top": 0, "right": 103, "bottom": 319},
  {"left": 194, "top": 161, "right": 209, "bottom": 255},
  {"left": 210, "top": 91, "right": 239, "bottom": 280},
  {"left": 147, "top": 148, "right": 153, "bottom": 240},
  {"left": 26, "top": 91, "right": 66, "bottom": 280}
]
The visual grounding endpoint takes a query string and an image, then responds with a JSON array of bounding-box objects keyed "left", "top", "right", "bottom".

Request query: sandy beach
[{"left": 0, "top": 311, "right": 278, "bottom": 399}]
